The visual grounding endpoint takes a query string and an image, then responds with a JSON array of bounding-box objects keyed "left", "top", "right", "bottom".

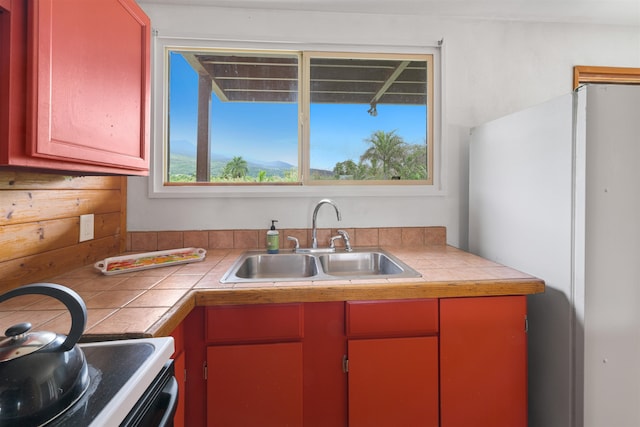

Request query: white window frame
[{"left": 149, "top": 36, "right": 446, "bottom": 198}]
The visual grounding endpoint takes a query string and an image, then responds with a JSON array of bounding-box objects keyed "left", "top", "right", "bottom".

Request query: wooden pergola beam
[{"left": 196, "top": 73, "right": 211, "bottom": 182}]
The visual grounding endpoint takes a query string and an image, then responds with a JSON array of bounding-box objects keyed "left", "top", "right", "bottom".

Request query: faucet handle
[
  {"left": 287, "top": 236, "right": 300, "bottom": 250},
  {"left": 329, "top": 234, "right": 343, "bottom": 249},
  {"left": 337, "top": 230, "right": 352, "bottom": 252}
]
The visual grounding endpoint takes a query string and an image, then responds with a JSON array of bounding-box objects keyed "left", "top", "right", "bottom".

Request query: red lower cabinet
[
  {"left": 180, "top": 298, "right": 528, "bottom": 427},
  {"left": 302, "top": 302, "right": 348, "bottom": 427},
  {"left": 348, "top": 336, "right": 439, "bottom": 427},
  {"left": 205, "top": 304, "right": 305, "bottom": 427},
  {"left": 206, "top": 342, "right": 303, "bottom": 427},
  {"left": 346, "top": 299, "right": 439, "bottom": 427},
  {"left": 440, "top": 296, "right": 528, "bottom": 427}
]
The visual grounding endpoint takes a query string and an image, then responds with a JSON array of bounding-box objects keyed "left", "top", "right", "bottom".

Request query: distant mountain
[
  {"left": 168, "top": 139, "right": 298, "bottom": 172},
  {"left": 168, "top": 139, "right": 197, "bottom": 157},
  {"left": 168, "top": 153, "right": 300, "bottom": 179},
  {"left": 253, "top": 160, "right": 294, "bottom": 169}
]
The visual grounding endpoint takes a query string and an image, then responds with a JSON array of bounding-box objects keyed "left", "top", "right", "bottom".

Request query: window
[
  {"left": 161, "top": 44, "right": 439, "bottom": 191},
  {"left": 167, "top": 49, "right": 300, "bottom": 184},
  {"left": 306, "top": 53, "right": 432, "bottom": 184}
]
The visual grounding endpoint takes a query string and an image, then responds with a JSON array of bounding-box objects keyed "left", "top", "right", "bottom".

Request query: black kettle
[{"left": 0, "top": 283, "right": 89, "bottom": 426}]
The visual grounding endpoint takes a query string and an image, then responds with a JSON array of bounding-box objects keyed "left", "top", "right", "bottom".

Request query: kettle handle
[{"left": 0, "top": 283, "right": 87, "bottom": 351}]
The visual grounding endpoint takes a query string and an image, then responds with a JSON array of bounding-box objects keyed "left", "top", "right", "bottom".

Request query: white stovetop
[{"left": 80, "top": 337, "right": 175, "bottom": 427}]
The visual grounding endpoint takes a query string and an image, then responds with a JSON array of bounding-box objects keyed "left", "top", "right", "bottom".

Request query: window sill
[{"left": 146, "top": 181, "right": 446, "bottom": 198}]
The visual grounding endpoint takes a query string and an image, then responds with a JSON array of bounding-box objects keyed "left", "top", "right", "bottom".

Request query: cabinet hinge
[
  {"left": 203, "top": 361, "right": 208, "bottom": 380},
  {"left": 183, "top": 368, "right": 187, "bottom": 383},
  {"left": 342, "top": 355, "right": 349, "bottom": 373},
  {"left": 524, "top": 315, "right": 529, "bottom": 333}
]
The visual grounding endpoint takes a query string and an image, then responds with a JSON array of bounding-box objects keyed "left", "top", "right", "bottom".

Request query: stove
[{"left": 48, "top": 337, "right": 175, "bottom": 427}]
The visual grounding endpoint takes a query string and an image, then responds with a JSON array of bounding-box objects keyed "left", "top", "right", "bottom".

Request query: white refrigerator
[{"left": 469, "top": 84, "right": 640, "bottom": 427}]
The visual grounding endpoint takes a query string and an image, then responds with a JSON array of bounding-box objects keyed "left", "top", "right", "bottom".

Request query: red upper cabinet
[
  {"left": 1, "top": 0, "right": 150, "bottom": 175},
  {"left": 0, "top": 0, "right": 26, "bottom": 166}
]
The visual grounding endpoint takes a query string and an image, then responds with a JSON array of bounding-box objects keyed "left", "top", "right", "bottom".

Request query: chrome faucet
[{"left": 311, "top": 199, "right": 341, "bottom": 248}]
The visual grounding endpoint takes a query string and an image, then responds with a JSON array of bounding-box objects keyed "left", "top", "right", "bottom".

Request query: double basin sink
[{"left": 220, "top": 248, "right": 422, "bottom": 283}]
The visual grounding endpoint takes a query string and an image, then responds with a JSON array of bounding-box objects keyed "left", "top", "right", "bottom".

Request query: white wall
[
  {"left": 469, "top": 93, "right": 576, "bottom": 427},
  {"left": 128, "top": 3, "right": 640, "bottom": 248}
]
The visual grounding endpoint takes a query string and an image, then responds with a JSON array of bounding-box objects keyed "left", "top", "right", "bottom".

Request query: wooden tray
[{"left": 94, "top": 248, "right": 206, "bottom": 275}]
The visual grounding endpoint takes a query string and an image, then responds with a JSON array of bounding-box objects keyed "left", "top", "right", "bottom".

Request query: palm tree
[
  {"left": 360, "top": 130, "right": 406, "bottom": 179},
  {"left": 223, "top": 156, "right": 248, "bottom": 178}
]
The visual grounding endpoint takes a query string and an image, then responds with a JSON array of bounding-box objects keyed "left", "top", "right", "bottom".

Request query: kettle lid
[
  {"left": 0, "top": 322, "right": 57, "bottom": 362},
  {"left": 0, "top": 283, "right": 87, "bottom": 352}
]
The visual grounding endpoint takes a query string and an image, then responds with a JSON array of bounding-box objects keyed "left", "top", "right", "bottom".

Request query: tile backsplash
[{"left": 127, "top": 226, "right": 446, "bottom": 252}]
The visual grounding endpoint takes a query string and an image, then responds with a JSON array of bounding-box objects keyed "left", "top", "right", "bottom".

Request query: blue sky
[{"left": 169, "top": 52, "right": 426, "bottom": 170}]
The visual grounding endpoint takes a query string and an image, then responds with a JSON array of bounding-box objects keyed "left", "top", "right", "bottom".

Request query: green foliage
[
  {"left": 168, "top": 153, "right": 298, "bottom": 183},
  {"left": 210, "top": 167, "right": 299, "bottom": 183},
  {"left": 329, "top": 130, "right": 427, "bottom": 181},
  {"left": 170, "top": 173, "right": 197, "bottom": 182},
  {"left": 167, "top": 130, "right": 427, "bottom": 183},
  {"left": 396, "top": 143, "right": 427, "bottom": 180},
  {"left": 361, "top": 130, "right": 406, "bottom": 179},
  {"left": 222, "top": 156, "right": 248, "bottom": 178},
  {"left": 333, "top": 160, "right": 358, "bottom": 179}
]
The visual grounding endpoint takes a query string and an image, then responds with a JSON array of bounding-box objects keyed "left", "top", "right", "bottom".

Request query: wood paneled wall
[{"left": 0, "top": 171, "right": 126, "bottom": 292}]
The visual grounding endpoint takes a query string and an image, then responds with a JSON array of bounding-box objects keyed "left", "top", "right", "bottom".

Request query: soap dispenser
[{"left": 266, "top": 220, "right": 279, "bottom": 254}]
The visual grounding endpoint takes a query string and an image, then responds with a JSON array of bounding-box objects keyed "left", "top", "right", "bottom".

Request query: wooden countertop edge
[
  {"left": 140, "top": 277, "right": 544, "bottom": 338},
  {"left": 194, "top": 278, "right": 545, "bottom": 305}
]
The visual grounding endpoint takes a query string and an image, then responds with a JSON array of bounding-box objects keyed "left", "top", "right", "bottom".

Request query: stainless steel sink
[
  {"left": 231, "top": 253, "right": 319, "bottom": 280},
  {"left": 220, "top": 248, "right": 421, "bottom": 283},
  {"left": 318, "top": 251, "right": 404, "bottom": 276}
]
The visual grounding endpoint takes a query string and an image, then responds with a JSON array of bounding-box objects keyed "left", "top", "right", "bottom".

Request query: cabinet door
[
  {"left": 348, "top": 336, "right": 439, "bottom": 427},
  {"left": 207, "top": 342, "right": 303, "bottom": 427},
  {"left": 440, "top": 296, "right": 527, "bottom": 427},
  {"left": 303, "top": 302, "right": 348, "bottom": 427},
  {"left": 27, "top": 0, "right": 150, "bottom": 173}
]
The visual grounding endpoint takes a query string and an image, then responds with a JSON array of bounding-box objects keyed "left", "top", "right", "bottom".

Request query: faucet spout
[{"left": 311, "top": 199, "right": 341, "bottom": 248}]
